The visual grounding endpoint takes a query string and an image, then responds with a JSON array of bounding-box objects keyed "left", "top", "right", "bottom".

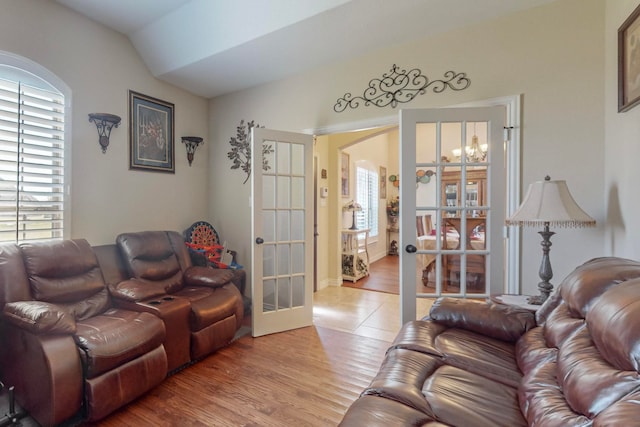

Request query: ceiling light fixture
[{"left": 452, "top": 122, "right": 487, "bottom": 162}]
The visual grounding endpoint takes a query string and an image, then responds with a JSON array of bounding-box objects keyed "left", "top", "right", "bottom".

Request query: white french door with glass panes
[
  {"left": 251, "top": 128, "right": 314, "bottom": 337},
  {"left": 399, "top": 107, "right": 506, "bottom": 323}
]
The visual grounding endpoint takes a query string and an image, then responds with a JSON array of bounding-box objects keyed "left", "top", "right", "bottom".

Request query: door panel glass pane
[
  {"left": 263, "top": 176, "right": 275, "bottom": 209},
  {"left": 466, "top": 254, "right": 486, "bottom": 294},
  {"left": 278, "top": 244, "right": 290, "bottom": 275},
  {"left": 421, "top": 253, "right": 443, "bottom": 289},
  {"left": 278, "top": 277, "right": 291, "bottom": 309},
  {"left": 291, "top": 242, "right": 304, "bottom": 274},
  {"left": 291, "top": 143, "right": 304, "bottom": 175},
  {"left": 445, "top": 181, "right": 458, "bottom": 211},
  {"left": 464, "top": 122, "right": 488, "bottom": 165},
  {"left": 444, "top": 254, "right": 462, "bottom": 293},
  {"left": 416, "top": 123, "right": 436, "bottom": 162},
  {"left": 277, "top": 176, "right": 290, "bottom": 208},
  {"left": 466, "top": 181, "right": 479, "bottom": 207},
  {"left": 415, "top": 208, "right": 436, "bottom": 250},
  {"left": 291, "top": 177, "right": 304, "bottom": 209},
  {"left": 292, "top": 276, "right": 304, "bottom": 307},
  {"left": 442, "top": 122, "right": 462, "bottom": 163},
  {"left": 263, "top": 244, "right": 276, "bottom": 277},
  {"left": 277, "top": 210, "right": 290, "bottom": 241},
  {"left": 263, "top": 279, "right": 276, "bottom": 312},
  {"left": 277, "top": 141, "right": 290, "bottom": 175},
  {"left": 291, "top": 210, "right": 304, "bottom": 241},
  {"left": 263, "top": 210, "right": 275, "bottom": 242}
]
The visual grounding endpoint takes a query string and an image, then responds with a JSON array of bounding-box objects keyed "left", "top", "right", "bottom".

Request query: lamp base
[
  {"left": 527, "top": 280, "right": 553, "bottom": 305},
  {"left": 528, "top": 223, "right": 555, "bottom": 305},
  {"left": 349, "top": 210, "right": 358, "bottom": 230}
]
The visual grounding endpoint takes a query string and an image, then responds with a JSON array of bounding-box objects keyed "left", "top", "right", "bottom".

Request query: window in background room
[
  {"left": 0, "top": 66, "right": 66, "bottom": 242},
  {"left": 355, "top": 164, "right": 379, "bottom": 237}
]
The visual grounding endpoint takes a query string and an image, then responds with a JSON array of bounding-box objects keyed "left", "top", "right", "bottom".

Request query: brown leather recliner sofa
[
  {"left": 340, "top": 257, "right": 640, "bottom": 426},
  {"left": 108, "top": 231, "right": 244, "bottom": 365},
  {"left": 0, "top": 231, "right": 244, "bottom": 427}
]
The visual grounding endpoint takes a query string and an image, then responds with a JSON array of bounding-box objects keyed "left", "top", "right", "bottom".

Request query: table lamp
[
  {"left": 343, "top": 200, "right": 363, "bottom": 230},
  {"left": 506, "top": 176, "right": 595, "bottom": 304}
]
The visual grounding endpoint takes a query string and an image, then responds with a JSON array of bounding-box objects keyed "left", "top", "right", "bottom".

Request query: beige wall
[
  {"left": 605, "top": 0, "right": 640, "bottom": 258},
  {"left": 1, "top": 0, "right": 612, "bottom": 298},
  {"left": 0, "top": 0, "right": 211, "bottom": 245},
  {"left": 210, "top": 0, "right": 606, "bottom": 297}
]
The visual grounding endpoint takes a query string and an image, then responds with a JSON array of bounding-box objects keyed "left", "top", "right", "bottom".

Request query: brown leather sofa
[
  {"left": 0, "top": 239, "right": 168, "bottom": 426},
  {"left": 0, "top": 231, "right": 244, "bottom": 427},
  {"left": 340, "top": 257, "right": 640, "bottom": 426},
  {"left": 110, "top": 231, "right": 244, "bottom": 363}
]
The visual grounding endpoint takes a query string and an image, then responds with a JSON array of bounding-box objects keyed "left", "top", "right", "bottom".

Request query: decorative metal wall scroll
[
  {"left": 334, "top": 65, "right": 470, "bottom": 112},
  {"left": 227, "top": 119, "right": 274, "bottom": 184}
]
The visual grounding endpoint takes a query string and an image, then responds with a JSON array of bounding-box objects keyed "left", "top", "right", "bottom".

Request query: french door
[
  {"left": 251, "top": 128, "right": 314, "bottom": 337},
  {"left": 399, "top": 107, "right": 506, "bottom": 323}
]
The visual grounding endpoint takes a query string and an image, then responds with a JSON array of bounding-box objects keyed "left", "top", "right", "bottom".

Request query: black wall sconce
[
  {"left": 181, "top": 136, "right": 204, "bottom": 166},
  {"left": 88, "top": 113, "right": 121, "bottom": 153}
]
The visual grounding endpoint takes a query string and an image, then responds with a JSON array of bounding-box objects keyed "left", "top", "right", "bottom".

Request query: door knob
[
  {"left": 405, "top": 244, "right": 417, "bottom": 253},
  {"left": 256, "top": 237, "right": 264, "bottom": 244}
]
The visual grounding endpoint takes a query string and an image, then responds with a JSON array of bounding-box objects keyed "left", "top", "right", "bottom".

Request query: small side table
[{"left": 489, "top": 294, "right": 540, "bottom": 312}]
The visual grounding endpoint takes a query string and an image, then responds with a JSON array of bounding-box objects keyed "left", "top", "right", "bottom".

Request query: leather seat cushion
[
  {"left": 75, "top": 308, "right": 165, "bottom": 378},
  {"left": 174, "top": 284, "right": 240, "bottom": 331}
]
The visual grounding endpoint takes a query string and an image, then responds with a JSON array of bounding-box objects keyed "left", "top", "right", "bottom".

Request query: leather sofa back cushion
[
  {"left": 559, "top": 257, "right": 640, "bottom": 318},
  {"left": 117, "top": 231, "right": 183, "bottom": 285},
  {"left": 587, "top": 279, "right": 640, "bottom": 372},
  {"left": 21, "top": 239, "right": 107, "bottom": 304},
  {"left": 0, "top": 243, "right": 31, "bottom": 310}
]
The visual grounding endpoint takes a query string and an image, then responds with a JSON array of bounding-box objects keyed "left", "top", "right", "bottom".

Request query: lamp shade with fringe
[
  {"left": 506, "top": 177, "right": 595, "bottom": 228},
  {"left": 506, "top": 176, "right": 595, "bottom": 305}
]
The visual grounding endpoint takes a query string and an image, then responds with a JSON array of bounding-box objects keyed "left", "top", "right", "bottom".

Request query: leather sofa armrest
[
  {"left": 183, "top": 266, "right": 234, "bottom": 288},
  {"left": 3, "top": 301, "right": 76, "bottom": 334},
  {"left": 428, "top": 297, "right": 536, "bottom": 342},
  {"left": 109, "top": 278, "right": 167, "bottom": 302}
]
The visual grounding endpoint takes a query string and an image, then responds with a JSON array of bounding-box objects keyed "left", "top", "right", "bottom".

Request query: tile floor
[{"left": 312, "top": 286, "right": 434, "bottom": 343}]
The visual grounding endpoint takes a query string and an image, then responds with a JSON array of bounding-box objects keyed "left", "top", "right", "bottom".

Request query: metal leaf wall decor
[
  {"left": 227, "top": 119, "right": 274, "bottom": 184},
  {"left": 334, "top": 65, "right": 470, "bottom": 112}
]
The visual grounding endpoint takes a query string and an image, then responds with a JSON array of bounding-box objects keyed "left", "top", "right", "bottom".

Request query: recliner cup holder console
[{"left": 148, "top": 296, "right": 176, "bottom": 305}]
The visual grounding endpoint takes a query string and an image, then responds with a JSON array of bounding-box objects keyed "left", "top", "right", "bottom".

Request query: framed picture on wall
[
  {"left": 379, "top": 166, "right": 387, "bottom": 199},
  {"left": 129, "top": 90, "right": 175, "bottom": 172},
  {"left": 618, "top": 3, "right": 640, "bottom": 112},
  {"left": 341, "top": 152, "right": 350, "bottom": 198}
]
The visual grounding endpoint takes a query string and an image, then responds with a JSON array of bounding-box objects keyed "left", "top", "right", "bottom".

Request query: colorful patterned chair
[{"left": 184, "top": 221, "right": 248, "bottom": 309}]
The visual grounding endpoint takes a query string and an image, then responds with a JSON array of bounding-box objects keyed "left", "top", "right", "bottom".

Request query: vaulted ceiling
[{"left": 56, "top": 0, "right": 556, "bottom": 98}]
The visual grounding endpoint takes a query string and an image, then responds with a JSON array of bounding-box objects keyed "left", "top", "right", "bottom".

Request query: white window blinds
[
  {"left": 0, "top": 77, "right": 65, "bottom": 242},
  {"left": 356, "top": 166, "right": 379, "bottom": 237}
]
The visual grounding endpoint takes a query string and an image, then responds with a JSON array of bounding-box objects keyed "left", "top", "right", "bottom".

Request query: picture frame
[
  {"left": 129, "top": 90, "right": 175, "bottom": 172},
  {"left": 379, "top": 166, "right": 387, "bottom": 199},
  {"left": 618, "top": 4, "right": 640, "bottom": 112},
  {"left": 341, "top": 152, "right": 350, "bottom": 198}
]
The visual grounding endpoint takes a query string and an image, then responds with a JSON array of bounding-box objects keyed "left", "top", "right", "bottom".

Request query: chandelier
[{"left": 452, "top": 122, "right": 487, "bottom": 162}]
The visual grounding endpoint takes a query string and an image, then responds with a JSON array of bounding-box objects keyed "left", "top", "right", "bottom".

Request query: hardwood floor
[
  {"left": 341, "top": 255, "right": 400, "bottom": 294},
  {"left": 78, "top": 264, "right": 433, "bottom": 426},
  {"left": 82, "top": 325, "right": 389, "bottom": 427}
]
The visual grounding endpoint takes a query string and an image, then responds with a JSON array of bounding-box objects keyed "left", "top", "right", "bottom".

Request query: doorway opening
[{"left": 310, "top": 95, "right": 521, "bottom": 330}]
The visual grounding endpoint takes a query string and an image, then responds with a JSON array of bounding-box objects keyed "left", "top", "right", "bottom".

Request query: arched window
[
  {"left": 0, "top": 52, "right": 70, "bottom": 242},
  {"left": 355, "top": 161, "right": 379, "bottom": 237}
]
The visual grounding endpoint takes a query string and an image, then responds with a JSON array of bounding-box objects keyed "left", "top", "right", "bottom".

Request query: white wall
[
  {"left": 0, "top": 0, "right": 210, "bottom": 245},
  {"left": 210, "top": 0, "right": 606, "bottom": 297}
]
